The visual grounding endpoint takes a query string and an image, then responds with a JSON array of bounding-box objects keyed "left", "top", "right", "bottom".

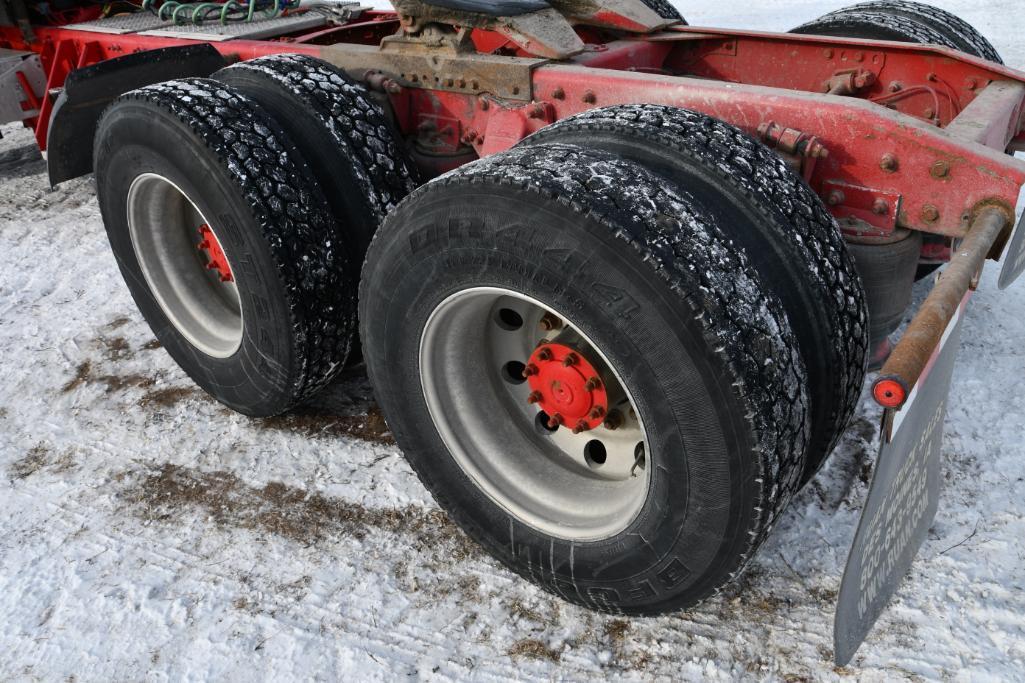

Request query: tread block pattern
[
  {"left": 116, "top": 78, "right": 354, "bottom": 405},
  {"left": 793, "top": 1, "right": 1002, "bottom": 64},
  {"left": 224, "top": 54, "right": 419, "bottom": 224},
  {"left": 526, "top": 105, "right": 869, "bottom": 479}
]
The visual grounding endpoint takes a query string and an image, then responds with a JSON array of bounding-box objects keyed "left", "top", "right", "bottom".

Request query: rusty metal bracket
[
  {"left": 319, "top": 41, "right": 545, "bottom": 101},
  {"left": 872, "top": 206, "right": 1009, "bottom": 408}
]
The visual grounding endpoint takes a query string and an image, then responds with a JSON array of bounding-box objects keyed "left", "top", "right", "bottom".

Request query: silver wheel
[
  {"left": 126, "top": 173, "right": 243, "bottom": 358},
  {"left": 419, "top": 287, "right": 650, "bottom": 541}
]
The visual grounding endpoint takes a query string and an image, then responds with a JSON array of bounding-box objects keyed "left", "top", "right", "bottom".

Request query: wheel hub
[
  {"left": 525, "top": 342, "right": 608, "bottom": 433},
  {"left": 197, "top": 224, "right": 234, "bottom": 283}
]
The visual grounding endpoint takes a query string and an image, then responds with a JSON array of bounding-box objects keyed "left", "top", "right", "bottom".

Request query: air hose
[{"left": 141, "top": 0, "right": 301, "bottom": 26}]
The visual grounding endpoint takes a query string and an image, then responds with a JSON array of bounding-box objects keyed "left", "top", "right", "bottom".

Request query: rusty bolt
[
  {"left": 603, "top": 410, "right": 624, "bottom": 431},
  {"left": 522, "top": 363, "right": 540, "bottom": 378},
  {"left": 889, "top": 81, "right": 903, "bottom": 93},
  {"left": 537, "top": 347, "right": 553, "bottom": 361},
  {"left": 588, "top": 406, "right": 606, "bottom": 421},
  {"left": 528, "top": 103, "right": 546, "bottom": 119},
  {"left": 824, "top": 48, "right": 834, "bottom": 59},
  {"left": 922, "top": 205, "right": 940, "bottom": 222},
  {"left": 827, "top": 190, "right": 845, "bottom": 206},
  {"left": 584, "top": 376, "right": 602, "bottom": 392},
  {"left": 582, "top": 90, "right": 597, "bottom": 104},
  {"left": 480, "top": 98, "right": 490, "bottom": 111},
  {"left": 547, "top": 413, "right": 564, "bottom": 429},
  {"left": 931, "top": 160, "right": 950, "bottom": 178},
  {"left": 552, "top": 86, "right": 566, "bottom": 100},
  {"left": 927, "top": 72, "right": 938, "bottom": 82},
  {"left": 872, "top": 199, "right": 889, "bottom": 215},
  {"left": 854, "top": 51, "right": 865, "bottom": 63},
  {"left": 966, "top": 77, "right": 979, "bottom": 91},
  {"left": 562, "top": 352, "right": 579, "bottom": 367},
  {"left": 463, "top": 129, "right": 479, "bottom": 144},
  {"left": 572, "top": 420, "right": 588, "bottom": 435},
  {"left": 880, "top": 153, "right": 899, "bottom": 172},
  {"left": 924, "top": 107, "right": 935, "bottom": 119},
  {"left": 539, "top": 312, "right": 563, "bottom": 331},
  {"left": 527, "top": 391, "right": 543, "bottom": 405}
]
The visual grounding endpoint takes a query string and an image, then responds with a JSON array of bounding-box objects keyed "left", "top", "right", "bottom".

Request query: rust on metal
[{"left": 873, "top": 207, "right": 1009, "bottom": 408}]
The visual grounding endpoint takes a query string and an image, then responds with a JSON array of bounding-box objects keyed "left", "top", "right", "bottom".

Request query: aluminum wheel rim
[
  {"left": 419, "top": 287, "right": 650, "bottom": 541},
  {"left": 127, "top": 173, "right": 242, "bottom": 358}
]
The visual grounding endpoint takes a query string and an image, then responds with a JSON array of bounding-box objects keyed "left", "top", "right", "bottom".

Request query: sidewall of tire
[{"left": 363, "top": 188, "right": 764, "bottom": 614}]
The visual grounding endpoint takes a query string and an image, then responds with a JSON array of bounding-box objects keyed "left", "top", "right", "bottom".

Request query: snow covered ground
[{"left": 2, "top": 1, "right": 1024, "bottom": 680}]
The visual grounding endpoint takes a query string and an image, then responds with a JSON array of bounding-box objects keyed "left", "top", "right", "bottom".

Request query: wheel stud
[
  {"left": 547, "top": 413, "right": 564, "bottom": 428},
  {"left": 588, "top": 406, "right": 605, "bottom": 420},
  {"left": 522, "top": 363, "right": 540, "bottom": 378},
  {"left": 539, "top": 312, "right": 563, "bottom": 332},
  {"left": 572, "top": 420, "right": 588, "bottom": 434},
  {"left": 538, "top": 347, "right": 553, "bottom": 361},
  {"left": 584, "top": 376, "right": 601, "bottom": 392},
  {"left": 527, "top": 390, "right": 543, "bottom": 405},
  {"left": 562, "top": 353, "right": 578, "bottom": 367},
  {"left": 603, "top": 410, "right": 623, "bottom": 431}
]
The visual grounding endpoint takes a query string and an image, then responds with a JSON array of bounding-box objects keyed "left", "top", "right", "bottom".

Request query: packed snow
[{"left": 2, "top": 1, "right": 1024, "bottom": 680}]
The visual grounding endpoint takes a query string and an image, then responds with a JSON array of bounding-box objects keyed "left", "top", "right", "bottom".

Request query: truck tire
[
  {"left": 214, "top": 54, "right": 419, "bottom": 259},
  {"left": 94, "top": 78, "right": 355, "bottom": 416},
  {"left": 791, "top": 1, "right": 1003, "bottom": 64},
  {"left": 641, "top": 0, "right": 686, "bottom": 23},
  {"left": 524, "top": 105, "right": 868, "bottom": 483},
  {"left": 360, "top": 143, "right": 809, "bottom": 615}
]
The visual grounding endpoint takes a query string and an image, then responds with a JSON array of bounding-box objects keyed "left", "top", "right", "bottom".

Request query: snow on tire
[
  {"left": 524, "top": 105, "right": 869, "bottom": 483},
  {"left": 214, "top": 53, "right": 420, "bottom": 258},
  {"left": 792, "top": 1, "right": 1003, "bottom": 64},
  {"left": 360, "top": 143, "right": 809, "bottom": 615},
  {"left": 94, "top": 78, "right": 355, "bottom": 416}
]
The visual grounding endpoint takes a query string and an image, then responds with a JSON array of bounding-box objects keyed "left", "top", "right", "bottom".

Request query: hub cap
[
  {"left": 419, "top": 287, "right": 649, "bottom": 541},
  {"left": 126, "top": 173, "right": 243, "bottom": 358}
]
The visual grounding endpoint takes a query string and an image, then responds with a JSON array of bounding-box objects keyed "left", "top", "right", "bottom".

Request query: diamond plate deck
[
  {"left": 62, "top": 11, "right": 325, "bottom": 41},
  {"left": 63, "top": 13, "right": 174, "bottom": 35},
  {"left": 139, "top": 13, "right": 325, "bottom": 41}
]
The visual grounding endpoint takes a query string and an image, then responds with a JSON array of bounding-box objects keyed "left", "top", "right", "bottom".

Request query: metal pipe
[{"left": 871, "top": 207, "right": 1009, "bottom": 409}]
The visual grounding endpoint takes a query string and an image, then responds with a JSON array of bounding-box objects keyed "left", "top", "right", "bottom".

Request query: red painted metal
[
  {"left": 197, "top": 224, "right": 234, "bottom": 283},
  {"left": 525, "top": 342, "right": 609, "bottom": 434},
  {"left": 2, "top": 12, "right": 1025, "bottom": 246}
]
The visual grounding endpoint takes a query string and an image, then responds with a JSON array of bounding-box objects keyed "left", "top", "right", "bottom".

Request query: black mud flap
[
  {"left": 47, "top": 43, "right": 228, "bottom": 187},
  {"left": 833, "top": 294, "right": 968, "bottom": 666}
]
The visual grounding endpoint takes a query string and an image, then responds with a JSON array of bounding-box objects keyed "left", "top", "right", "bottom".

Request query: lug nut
[
  {"left": 880, "top": 153, "right": 899, "bottom": 172},
  {"left": 931, "top": 160, "right": 951, "bottom": 178},
  {"left": 922, "top": 205, "right": 940, "bottom": 223},
  {"left": 572, "top": 420, "right": 588, "bottom": 434},
  {"left": 522, "top": 363, "right": 539, "bottom": 378},
  {"left": 527, "top": 391, "right": 543, "bottom": 405},
  {"left": 539, "top": 312, "right": 563, "bottom": 332},
  {"left": 584, "top": 377, "right": 601, "bottom": 392},
  {"left": 562, "top": 353, "right": 578, "bottom": 367},
  {"left": 588, "top": 406, "right": 606, "bottom": 420},
  {"left": 872, "top": 199, "right": 889, "bottom": 215},
  {"left": 603, "top": 410, "right": 624, "bottom": 431},
  {"left": 547, "top": 413, "right": 564, "bottom": 429},
  {"left": 537, "top": 347, "right": 553, "bottom": 361}
]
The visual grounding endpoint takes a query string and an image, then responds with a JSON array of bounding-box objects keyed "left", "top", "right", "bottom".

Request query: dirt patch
[
  {"left": 126, "top": 463, "right": 478, "bottom": 559},
  {"left": 101, "top": 336, "right": 133, "bottom": 362},
  {"left": 61, "top": 360, "right": 157, "bottom": 395},
  {"left": 142, "top": 339, "right": 162, "bottom": 351},
  {"left": 140, "top": 387, "right": 203, "bottom": 408},
  {"left": 507, "top": 638, "right": 562, "bottom": 663},
  {"left": 257, "top": 404, "right": 394, "bottom": 445},
  {"left": 106, "top": 317, "right": 132, "bottom": 330},
  {"left": 9, "top": 445, "right": 50, "bottom": 480}
]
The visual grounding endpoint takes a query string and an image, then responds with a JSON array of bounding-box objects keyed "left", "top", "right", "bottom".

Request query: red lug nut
[
  {"left": 527, "top": 391, "right": 543, "bottom": 405},
  {"left": 547, "top": 413, "right": 564, "bottom": 429}
]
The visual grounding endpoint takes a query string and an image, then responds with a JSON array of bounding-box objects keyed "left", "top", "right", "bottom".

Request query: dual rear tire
[{"left": 94, "top": 57, "right": 417, "bottom": 416}]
